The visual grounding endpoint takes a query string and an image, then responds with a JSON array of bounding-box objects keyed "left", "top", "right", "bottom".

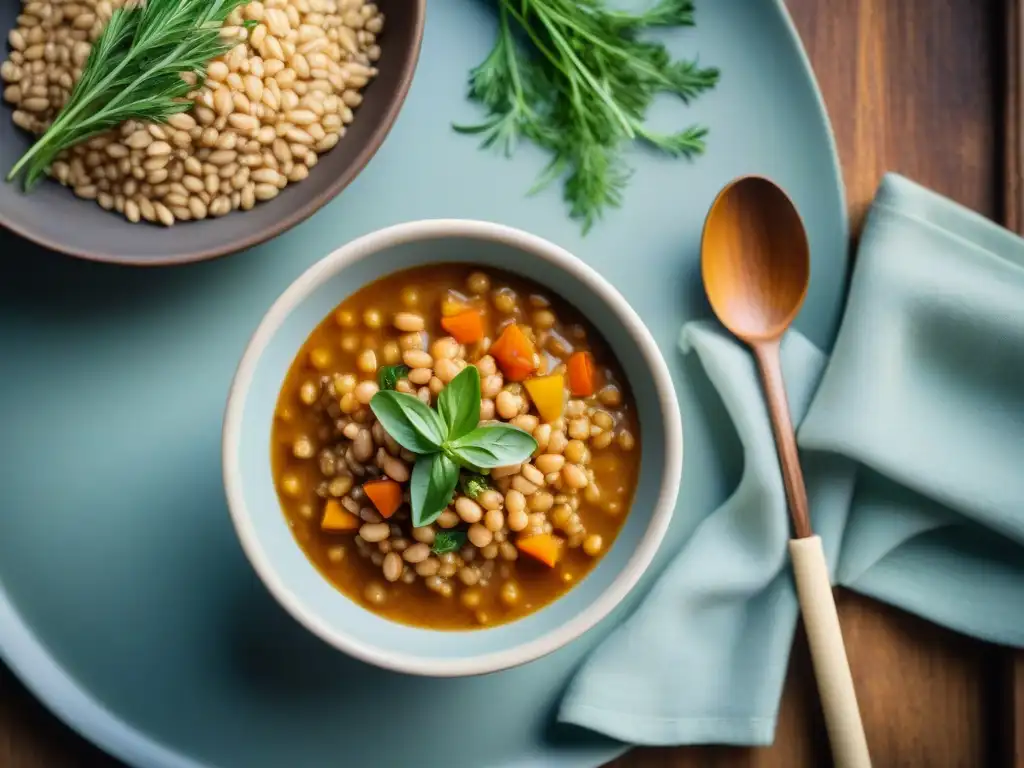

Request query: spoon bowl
[{"left": 702, "top": 175, "right": 810, "bottom": 341}]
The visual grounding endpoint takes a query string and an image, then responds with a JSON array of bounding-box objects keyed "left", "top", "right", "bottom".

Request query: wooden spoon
[{"left": 701, "top": 175, "right": 872, "bottom": 768}]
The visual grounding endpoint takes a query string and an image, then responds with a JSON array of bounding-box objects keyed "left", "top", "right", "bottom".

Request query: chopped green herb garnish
[
  {"left": 460, "top": 473, "right": 491, "bottom": 500},
  {"left": 454, "top": 0, "right": 719, "bottom": 233},
  {"left": 370, "top": 366, "right": 537, "bottom": 527},
  {"left": 432, "top": 531, "right": 467, "bottom": 555},
  {"left": 377, "top": 364, "right": 411, "bottom": 391}
]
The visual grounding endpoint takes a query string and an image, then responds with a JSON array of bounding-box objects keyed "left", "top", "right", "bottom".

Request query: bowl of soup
[{"left": 223, "top": 220, "right": 682, "bottom": 675}]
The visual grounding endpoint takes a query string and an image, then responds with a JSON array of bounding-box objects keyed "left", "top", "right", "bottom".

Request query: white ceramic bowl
[{"left": 223, "top": 219, "right": 682, "bottom": 676}]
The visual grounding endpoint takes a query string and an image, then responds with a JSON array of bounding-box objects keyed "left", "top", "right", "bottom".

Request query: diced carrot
[
  {"left": 524, "top": 374, "right": 565, "bottom": 423},
  {"left": 441, "top": 309, "right": 485, "bottom": 344},
  {"left": 516, "top": 533, "right": 564, "bottom": 567},
  {"left": 321, "top": 499, "right": 360, "bottom": 532},
  {"left": 567, "top": 351, "right": 597, "bottom": 397},
  {"left": 490, "top": 324, "right": 537, "bottom": 381},
  {"left": 363, "top": 479, "right": 402, "bottom": 519}
]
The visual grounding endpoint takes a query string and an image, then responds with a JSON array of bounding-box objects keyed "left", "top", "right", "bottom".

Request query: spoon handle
[
  {"left": 790, "top": 536, "right": 872, "bottom": 768},
  {"left": 753, "top": 341, "right": 871, "bottom": 767},
  {"left": 753, "top": 341, "right": 812, "bottom": 538}
]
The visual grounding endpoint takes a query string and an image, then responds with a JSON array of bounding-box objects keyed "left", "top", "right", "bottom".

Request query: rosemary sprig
[
  {"left": 7, "top": 0, "right": 248, "bottom": 190},
  {"left": 454, "top": 0, "right": 719, "bottom": 233}
]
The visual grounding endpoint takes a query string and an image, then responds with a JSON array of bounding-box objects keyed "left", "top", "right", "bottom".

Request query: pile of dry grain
[{"left": 1, "top": 0, "right": 382, "bottom": 225}]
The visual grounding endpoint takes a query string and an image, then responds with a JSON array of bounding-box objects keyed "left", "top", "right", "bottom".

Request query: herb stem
[
  {"left": 527, "top": 2, "right": 635, "bottom": 138},
  {"left": 499, "top": 4, "right": 527, "bottom": 106},
  {"left": 501, "top": 2, "right": 566, "bottom": 79},
  {"left": 539, "top": 4, "right": 689, "bottom": 93}
]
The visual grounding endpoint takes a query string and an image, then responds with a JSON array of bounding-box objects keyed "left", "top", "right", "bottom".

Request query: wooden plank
[
  {"left": 0, "top": 664, "right": 117, "bottom": 767},
  {"left": 1003, "top": 1, "right": 1024, "bottom": 762},
  {"left": 1017, "top": 658, "right": 1024, "bottom": 768},
  {"left": 1005, "top": 652, "right": 1024, "bottom": 768},
  {"left": 1007, "top": 0, "right": 1024, "bottom": 233}
]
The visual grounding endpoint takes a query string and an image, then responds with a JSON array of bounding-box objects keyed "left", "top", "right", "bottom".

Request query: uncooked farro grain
[{"left": 1, "top": 0, "right": 384, "bottom": 226}]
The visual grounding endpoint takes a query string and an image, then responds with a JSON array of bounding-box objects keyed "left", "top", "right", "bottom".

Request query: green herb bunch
[
  {"left": 454, "top": 0, "right": 719, "bottom": 233},
  {"left": 370, "top": 366, "right": 537, "bottom": 527},
  {"left": 8, "top": 0, "right": 248, "bottom": 190}
]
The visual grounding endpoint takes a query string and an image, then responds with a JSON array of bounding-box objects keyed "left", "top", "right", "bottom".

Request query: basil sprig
[{"left": 369, "top": 366, "right": 537, "bottom": 527}]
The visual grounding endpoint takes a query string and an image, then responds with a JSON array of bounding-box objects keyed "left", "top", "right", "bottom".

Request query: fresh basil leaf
[
  {"left": 377, "top": 364, "right": 410, "bottom": 391},
  {"left": 369, "top": 391, "right": 447, "bottom": 454},
  {"left": 410, "top": 453, "right": 460, "bottom": 527},
  {"left": 460, "top": 472, "right": 490, "bottom": 500},
  {"left": 437, "top": 365, "right": 481, "bottom": 440},
  {"left": 447, "top": 424, "right": 538, "bottom": 469},
  {"left": 431, "top": 530, "right": 467, "bottom": 555}
]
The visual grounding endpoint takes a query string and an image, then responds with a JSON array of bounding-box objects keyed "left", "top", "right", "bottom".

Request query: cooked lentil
[
  {"left": 272, "top": 265, "right": 641, "bottom": 630},
  {"left": 2, "top": 0, "right": 382, "bottom": 225}
]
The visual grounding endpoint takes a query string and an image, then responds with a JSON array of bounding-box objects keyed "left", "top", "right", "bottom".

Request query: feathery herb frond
[{"left": 454, "top": 0, "right": 718, "bottom": 233}]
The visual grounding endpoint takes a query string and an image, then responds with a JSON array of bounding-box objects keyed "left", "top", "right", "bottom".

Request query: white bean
[
  {"left": 359, "top": 522, "right": 389, "bottom": 543},
  {"left": 403, "top": 350, "right": 433, "bottom": 369},
  {"left": 354, "top": 381, "right": 378, "bottom": 405},
  {"left": 455, "top": 497, "right": 483, "bottom": 524},
  {"left": 535, "top": 454, "right": 565, "bottom": 474},
  {"left": 408, "top": 368, "right": 432, "bottom": 386},
  {"left": 382, "top": 456, "right": 410, "bottom": 483},
  {"left": 496, "top": 391, "right": 520, "bottom": 420},
  {"left": 382, "top": 552, "right": 403, "bottom": 582},
  {"left": 403, "top": 543, "right": 431, "bottom": 563},
  {"left": 562, "top": 463, "right": 589, "bottom": 489},
  {"left": 467, "top": 523, "right": 493, "bottom": 548}
]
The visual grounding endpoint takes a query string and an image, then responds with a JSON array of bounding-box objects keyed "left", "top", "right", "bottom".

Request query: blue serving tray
[{"left": 0, "top": 1, "right": 847, "bottom": 766}]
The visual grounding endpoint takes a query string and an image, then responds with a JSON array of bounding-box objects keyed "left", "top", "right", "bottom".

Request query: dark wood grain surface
[
  {"left": 0, "top": 0, "right": 1015, "bottom": 766},
  {"left": 1004, "top": 1, "right": 1024, "bottom": 764}
]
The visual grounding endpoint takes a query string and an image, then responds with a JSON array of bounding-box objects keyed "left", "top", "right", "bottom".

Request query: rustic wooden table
[{"left": 1, "top": 0, "right": 1018, "bottom": 766}]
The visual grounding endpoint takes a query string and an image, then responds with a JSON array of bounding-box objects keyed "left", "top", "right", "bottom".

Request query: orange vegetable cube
[
  {"left": 567, "top": 351, "right": 597, "bottom": 397},
  {"left": 362, "top": 479, "right": 402, "bottom": 519},
  {"left": 490, "top": 324, "right": 537, "bottom": 381},
  {"left": 441, "top": 309, "right": 485, "bottom": 344},
  {"left": 516, "top": 533, "right": 564, "bottom": 567},
  {"left": 321, "top": 499, "right": 360, "bottom": 532}
]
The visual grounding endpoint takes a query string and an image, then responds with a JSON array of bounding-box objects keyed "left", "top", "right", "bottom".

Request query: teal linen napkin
[{"left": 558, "top": 173, "right": 1024, "bottom": 746}]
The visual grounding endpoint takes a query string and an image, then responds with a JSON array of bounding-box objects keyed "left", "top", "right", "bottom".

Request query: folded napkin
[{"left": 558, "top": 173, "right": 1024, "bottom": 746}]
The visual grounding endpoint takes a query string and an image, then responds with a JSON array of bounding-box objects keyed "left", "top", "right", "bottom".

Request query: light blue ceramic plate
[{"left": 0, "top": 1, "right": 848, "bottom": 766}]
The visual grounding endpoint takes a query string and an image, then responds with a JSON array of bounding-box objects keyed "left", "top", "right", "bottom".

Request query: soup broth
[{"left": 271, "top": 264, "right": 640, "bottom": 629}]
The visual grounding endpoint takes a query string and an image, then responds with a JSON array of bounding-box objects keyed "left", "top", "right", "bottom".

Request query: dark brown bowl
[{"left": 0, "top": 0, "right": 425, "bottom": 266}]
